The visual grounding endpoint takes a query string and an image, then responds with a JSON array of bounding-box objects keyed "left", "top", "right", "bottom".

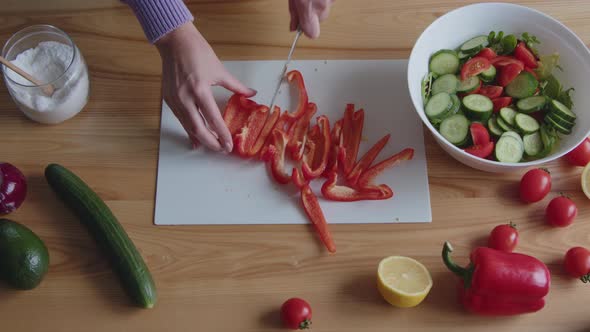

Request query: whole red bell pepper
[
  {"left": 286, "top": 70, "right": 309, "bottom": 120},
  {"left": 357, "top": 148, "right": 414, "bottom": 188},
  {"left": 340, "top": 105, "right": 364, "bottom": 175},
  {"left": 302, "top": 116, "right": 331, "bottom": 180},
  {"left": 442, "top": 241, "right": 550, "bottom": 316},
  {"left": 300, "top": 184, "right": 336, "bottom": 253},
  {"left": 321, "top": 172, "right": 392, "bottom": 202},
  {"left": 288, "top": 103, "right": 317, "bottom": 161},
  {"left": 346, "top": 134, "right": 390, "bottom": 187}
]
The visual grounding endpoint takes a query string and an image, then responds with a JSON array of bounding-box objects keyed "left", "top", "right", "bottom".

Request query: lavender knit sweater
[{"left": 122, "top": 0, "right": 194, "bottom": 43}]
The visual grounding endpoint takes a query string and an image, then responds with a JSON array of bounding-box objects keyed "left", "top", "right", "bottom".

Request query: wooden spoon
[{"left": 0, "top": 55, "right": 54, "bottom": 96}]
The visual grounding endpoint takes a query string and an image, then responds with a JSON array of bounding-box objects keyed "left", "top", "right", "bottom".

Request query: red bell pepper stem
[
  {"left": 266, "top": 129, "right": 292, "bottom": 185},
  {"left": 321, "top": 172, "right": 393, "bottom": 202},
  {"left": 300, "top": 184, "right": 336, "bottom": 253},
  {"left": 288, "top": 103, "right": 317, "bottom": 161},
  {"left": 234, "top": 105, "right": 270, "bottom": 158},
  {"left": 286, "top": 70, "right": 309, "bottom": 120},
  {"left": 341, "top": 105, "right": 364, "bottom": 175},
  {"left": 291, "top": 168, "right": 308, "bottom": 189},
  {"left": 302, "top": 116, "right": 331, "bottom": 180},
  {"left": 249, "top": 105, "right": 280, "bottom": 157},
  {"left": 346, "top": 134, "right": 391, "bottom": 187},
  {"left": 357, "top": 148, "right": 414, "bottom": 188}
]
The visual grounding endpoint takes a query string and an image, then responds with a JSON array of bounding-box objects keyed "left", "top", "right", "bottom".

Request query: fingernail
[{"left": 225, "top": 142, "right": 233, "bottom": 153}]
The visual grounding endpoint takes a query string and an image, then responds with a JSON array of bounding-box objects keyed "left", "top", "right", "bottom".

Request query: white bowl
[{"left": 408, "top": 2, "right": 590, "bottom": 172}]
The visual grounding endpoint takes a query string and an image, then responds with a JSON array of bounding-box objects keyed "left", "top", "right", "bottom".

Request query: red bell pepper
[
  {"left": 288, "top": 103, "right": 317, "bottom": 161},
  {"left": 291, "top": 168, "right": 308, "bottom": 189},
  {"left": 224, "top": 94, "right": 253, "bottom": 136},
  {"left": 321, "top": 172, "right": 393, "bottom": 202},
  {"left": 259, "top": 110, "right": 293, "bottom": 160},
  {"left": 265, "top": 129, "right": 292, "bottom": 185},
  {"left": 346, "top": 134, "right": 390, "bottom": 187},
  {"left": 442, "top": 241, "right": 550, "bottom": 316},
  {"left": 340, "top": 105, "right": 364, "bottom": 175},
  {"left": 249, "top": 105, "right": 280, "bottom": 157},
  {"left": 323, "top": 119, "right": 343, "bottom": 177},
  {"left": 302, "top": 116, "right": 331, "bottom": 180},
  {"left": 234, "top": 105, "right": 270, "bottom": 158},
  {"left": 357, "top": 148, "right": 414, "bottom": 188},
  {"left": 300, "top": 184, "right": 336, "bottom": 253},
  {"left": 286, "top": 70, "right": 309, "bottom": 120}
]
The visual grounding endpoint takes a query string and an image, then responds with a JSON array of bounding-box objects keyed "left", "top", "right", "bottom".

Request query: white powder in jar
[{"left": 4, "top": 40, "right": 89, "bottom": 124}]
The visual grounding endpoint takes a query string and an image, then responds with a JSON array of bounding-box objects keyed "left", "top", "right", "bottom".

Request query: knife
[{"left": 268, "top": 28, "right": 303, "bottom": 113}]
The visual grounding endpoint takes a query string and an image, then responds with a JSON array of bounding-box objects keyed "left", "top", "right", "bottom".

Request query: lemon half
[
  {"left": 377, "top": 256, "right": 432, "bottom": 308},
  {"left": 582, "top": 163, "right": 590, "bottom": 199}
]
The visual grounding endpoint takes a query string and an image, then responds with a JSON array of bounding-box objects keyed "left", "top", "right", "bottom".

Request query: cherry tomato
[
  {"left": 460, "top": 57, "right": 491, "bottom": 81},
  {"left": 492, "top": 97, "right": 513, "bottom": 113},
  {"left": 497, "top": 63, "right": 523, "bottom": 87},
  {"left": 565, "top": 137, "right": 590, "bottom": 167},
  {"left": 488, "top": 222, "right": 519, "bottom": 252},
  {"left": 281, "top": 298, "right": 312, "bottom": 330},
  {"left": 519, "top": 168, "right": 551, "bottom": 203},
  {"left": 478, "top": 85, "right": 503, "bottom": 99},
  {"left": 546, "top": 196, "right": 577, "bottom": 227},
  {"left": 475, "top": 47, "right": 497, "bottom": 60},
  {"left": 490, "top": 56, "right": 525, "bottom": 70},
  {"left": 464, "top": 141, "right": 494, "bottom": 159},
  {"left": 514, "top": 42, "right": 538, "bottom": 69},
  {"left": 470, "top": 123, "right": 491, "bottom": 146},
  {"left": 564, "top": 247, "right": 590, "bottom": 279}
]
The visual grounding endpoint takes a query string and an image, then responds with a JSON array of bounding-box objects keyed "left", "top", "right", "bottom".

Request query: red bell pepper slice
[
  {"left": 321, "top": 172, "right": 393, "bottom": 202},
  {"left": 288, "top": 103, "right": 318, "bottom": 161},
  {"left": 302, "top": 116, "right": 331, "bottom": 180},
  {"left": 443, "top": 242, "right": 550, "bottom": 316},
  {"left": 265, "top": 129, "right": 292, "bottom": 184},
  {"left": 300, "top": 184, "right": 336, "bottom": 253},
  {"left": 340, "top": 105, "right": 364, "bottom": 175},
  {"left": 248, "top": 105, "right": 280, "bottom": 157},
  {"left": 259, "top": 110, "right": 294, "bottom": 160},
  {"left": 323, "top": 119, "right": 343, "bottom": 177},
  {"left": 346, "top": 134, "right": 391, "bottom": 187},
  {"left": 291, "top": 167, "right": 308, "bottom": 189},
  {"left": 357, "top": 148, "right": 414, "bottom": 188},
  {"left": 224, "top": 94, "right": 254, "bottom": 137},
  {"left": 234, "top": 105, "right": 270, "bottom": 158},
  {"left": 286, "top": 70, "right": 309, "bottom": 120}
]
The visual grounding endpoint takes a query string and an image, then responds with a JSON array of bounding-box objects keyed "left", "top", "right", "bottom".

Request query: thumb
[{"left": 219, "top": 72, "right": 257, "bottom": 97}]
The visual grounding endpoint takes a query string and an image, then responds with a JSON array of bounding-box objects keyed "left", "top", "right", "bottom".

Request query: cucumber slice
[
  {"left": 549, "top": 99, "right": 576, "bottom": 122},
  {"left": 457, "top": 76, "right": 481, "bottom": 93},
  {"left": 495, "top": 135, "right": 524, "bottom": 163},
  {"left": 432, "top": 74, "right": 459, "bottom": 95},
  {"left": 502, "top": 131, "right": 524, "bottom": 145},
  {"left": 429, "top": 50, "right": 460, "bottom": 76},
  {"left": 516, "top": 96, "right": 547, "bottom": 113},
  {"left": 545, "top": 115, "right": 572, "bottom": 134},
  {"left": 505, "top": 72, "right": 538, "bottom": 99},
  {"left": 515, "top": 113, "right": 540, "bottom": 134},
  {"left": 460, "top": 35, "right": 489, "bottom": 53},
  {"left": 463, "top": 94, "right": 493, "bottom": 122},
  {"left": 499, "top": 107, "right": 517, "bottom": 126},
  {"left": 425, "top": 92, "right": 453, "bottom": 120},
  {"left": 488, "top": 117, "right": 504, "bottom": 137},
  {"left": 440, "top": 114, "right": 470, "bottom": 146},
  {"left": 458, "top": 51, "right": 471, "bottom": 60},
  {"left": 479, "top": 65, "right": 496, "bottom": 82},
  {"left": 547, "top": 112, "right": 575, "bottom": 129},
  {"left": 523, "top": 132, "right": 543, "bottom": 157},
  {"left": 497, "top": 116, "right": 515, "bottom": 132}
]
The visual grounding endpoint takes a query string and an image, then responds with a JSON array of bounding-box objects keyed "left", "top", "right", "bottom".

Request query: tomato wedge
[
  {"left": 476, "top": 48, "right": 497, "bottom": 60},
  {"left": 464, "top": 141, "right": 495, "bottom": 159},
  {"left": 460, "top": 57, "right": 491, "bottom": 81},
  {"left": 514, "top": 42, "right": 538, "bottom": 69},
  {"left": 497, "top": 63, "right": 523, "bottom": 87},
  {"left": 490, "top": 56, "right": 524, "bottom": 71},
  {"left": 470, "top": 123, "right": 491, "bottom": 146},
  {"left": 478, "top": 85, "right": 503, "bottom": 99},
  {"left": 492, "top": 97, "right": 512, "bottom": 113}
]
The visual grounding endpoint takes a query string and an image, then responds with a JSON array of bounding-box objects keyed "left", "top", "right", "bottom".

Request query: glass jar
[{"left": 2, "top": 25, "right": 90, "bottom": 124}]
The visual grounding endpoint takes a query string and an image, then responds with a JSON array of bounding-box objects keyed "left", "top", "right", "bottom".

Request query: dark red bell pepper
[
  {"left": 300, "top": 184, "right": 336, "bottom": 253},
  {"left": 357, "top": 148, "right": 414, "bottom": 188},
  {"left": 302, "top": 116, "right": 331, "bottom": 180},
  {"left": 288, "top": 103, "right": 317, "bottom": 161},
  {"left": 264, "top": 129, "right": 292, "bottom": 185},
  {"left": 346, "top": 134, "right": 390, "bottom": 187},
  {"left": 321, "top": 172, "right": 392, "bottom": 202},
  {"left": 442, "top": 241, "right": 550, "bottom": 316},
  {"left": 286, "top": 70, "right": 309, "bottom": 120},
  {"left": 234, "top": 105, "right": 270, "bottom": 158},
  {"left": 340, "top": 105, "right": 364, "bottom": 175}
]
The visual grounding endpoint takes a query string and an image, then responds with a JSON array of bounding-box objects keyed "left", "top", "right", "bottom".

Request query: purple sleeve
[{"left": 122, "top": 0, "right": 194, "bottom": 43}]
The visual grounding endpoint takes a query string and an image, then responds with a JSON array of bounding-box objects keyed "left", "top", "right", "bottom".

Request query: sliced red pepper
[
  {"left": 234, "top": 105, "right": 270, "bottom": 158},
  {"left": 475, "top": 48, "right": 497, "bottom": 60},
  {"left": 323, "top": 119, "right": 343, "bottom": 177},
  {"left": 286, "top": 70, "right": 309, "bottom": 120},
  {"left": 321, "top": 172, "right": 393, "bottom": 202},
  {"left": 224, "top": 94, "right": 253, "bottom": 136},
  {"left": 357, "top": 148, "right": 414, "bottom": 188},
  {"left": 514, "top": 42, "right": 538, "bottom": 69},
  {"left": 291, "top": 167, "right": 308, "bottom": 189},
  {"left": 478, "top": 85, "right": 503, "bottom": 99},
  {"left": 302, "top": 116, "right": 331, "bottom": 180},
  {"left": 288, "top": 103, "right": 318, "bottom": 161},
  {"left": 460, "top": 57, "right": 491, "bottom": 81},
  {"left": 259, "top": 110, "right": 294, "bottom": 160},
  {"left": 470, "top": 123, "right": 490, "bottom": 146},
  {"left": 249, "top": 105, "right": 280, "bottom": 157},
  {"left": 497, "top": 63, "right": 523, "bottom": 87},
  {"left": 346, "top": 134, "right": 390, "bottom": 187},
  {"left": 265, "top": 129, "right": 292, "bottom": 185},
  {"left": 300, "top": 184, "right": 336, "bottom": 253},
  {"left": 492, "top": 97, "right": 512, "bottom": 113},
  {"left": 464, "top": 141, "right": 495, "bottom": 159},
  {"left": 340, "top": 105, "right": 364, "bottom": 175}
]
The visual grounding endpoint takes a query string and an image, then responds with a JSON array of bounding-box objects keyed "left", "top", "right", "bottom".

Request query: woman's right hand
[
  {"left": 289, "top": 0, "right": 335, "bottom": 38},
  {"left": 155, "top": 23, "right": 256, "bottom": 152}
]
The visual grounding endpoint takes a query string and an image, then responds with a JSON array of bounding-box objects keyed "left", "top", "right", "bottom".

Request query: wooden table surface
[{"left": 1, "top": 1, "right": 590, "bottom": 331}]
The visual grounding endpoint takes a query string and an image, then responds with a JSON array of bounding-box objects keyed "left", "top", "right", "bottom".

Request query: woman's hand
[
  {"left": 156, "top": 23, "right": 256, "bottom": 152},
  {"left": 289, "top": 0, "right": 334, "bottom": 38}
]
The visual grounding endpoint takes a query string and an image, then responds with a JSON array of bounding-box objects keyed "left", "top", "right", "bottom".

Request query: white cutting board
[{"left": 154, "top": 60, "right": 431, "bottom": 225}]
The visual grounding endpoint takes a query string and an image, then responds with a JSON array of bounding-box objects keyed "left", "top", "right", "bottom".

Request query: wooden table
[{"left": 1, "top": 1, "right": 590, "bottom": 331}]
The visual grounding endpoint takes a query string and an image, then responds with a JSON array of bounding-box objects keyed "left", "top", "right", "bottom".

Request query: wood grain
[{"left": 1, "top": 1, "right": 590, "bottom": 331}]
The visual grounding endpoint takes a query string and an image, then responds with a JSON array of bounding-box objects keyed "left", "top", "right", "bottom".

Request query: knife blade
[{"left": 268, "top": 28, "right": 303, "bottom": 114}]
